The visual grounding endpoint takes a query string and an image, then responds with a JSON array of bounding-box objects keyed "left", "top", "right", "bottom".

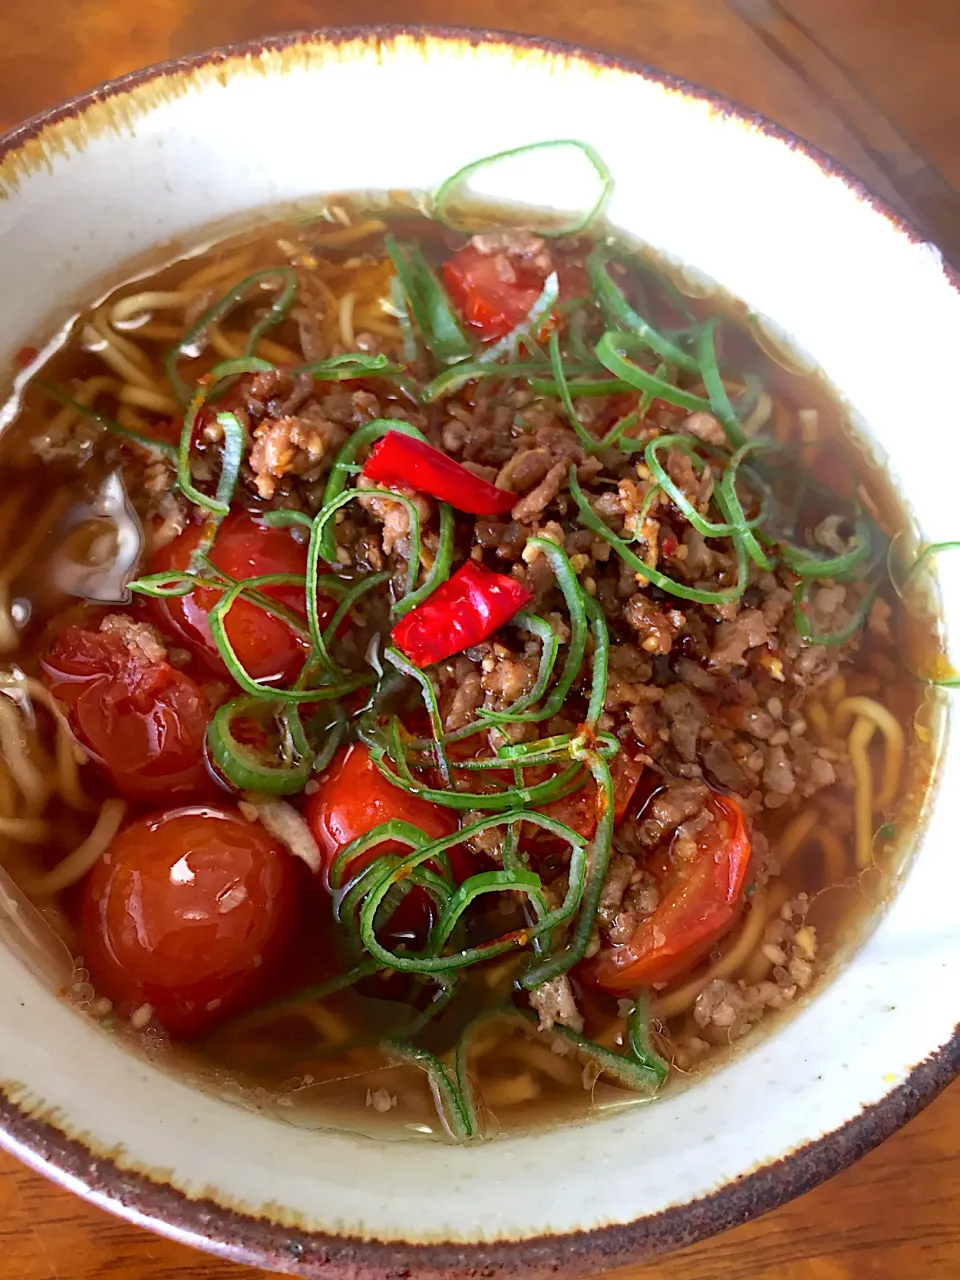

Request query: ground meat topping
[
  {"left": 529, "top": 974, "right": 584, "bottom": 1033},
  {"left": 636, "top": 780, "right": 710, "bottom": 847},
  {"left": 355, "top": 474, "right": 432, "bottom": 558},
  {"left": 624, "top": 594, "right": 686, "bottom": 655},
  {"left": 510, "top": 461, "right": 567, "bottom": 524},
  {"left": 710, "top": 609, "right": 772, "bottom": 672},
  {"left": 249, "top": 409, "right": 346, "bottom": 499},
  {"left": 99, "top": 613, "right": 167, "bottom": 664}
]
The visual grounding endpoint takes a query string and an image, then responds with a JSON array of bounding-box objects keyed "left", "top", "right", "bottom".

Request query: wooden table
[{"left": 0, "top": 1, "right": 958, "bottom": 1276}]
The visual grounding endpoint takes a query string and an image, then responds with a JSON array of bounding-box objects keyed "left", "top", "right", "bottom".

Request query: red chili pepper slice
[
  {"left": 391, "top": 561, "right": 532, "bottom": 667},
  {"left": 362, "top": 431, "right": 516, "bottom": 516}
]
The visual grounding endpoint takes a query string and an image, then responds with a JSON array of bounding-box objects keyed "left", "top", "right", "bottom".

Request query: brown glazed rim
[{"left": 0, "top": 23, "right": 958, "bottom": 1278}]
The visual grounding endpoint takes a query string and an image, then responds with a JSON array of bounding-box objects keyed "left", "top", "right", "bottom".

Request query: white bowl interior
[{"left": 0, "top": 33, "right": 958, "bottom": 1247}]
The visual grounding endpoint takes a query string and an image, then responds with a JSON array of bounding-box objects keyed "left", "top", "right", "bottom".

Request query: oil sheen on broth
[{"left": 0, "top": 173, "right": 939, "bottom": 1142}]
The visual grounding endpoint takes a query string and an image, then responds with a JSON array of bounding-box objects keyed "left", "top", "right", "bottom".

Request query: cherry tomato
[
  {"left": 42, "top": 624, "right": 210, "bottom": 801},
  {"left": 443, "top": 245, "right": 589, "bottom": 343},
  {"left": 147, "top": 510, "right": 321, "bottom": 685},
  {"left": 536, "top": 753, "right": 645, "bottom": 845},
  {"left": 584, "top": 794, "right": 751, "bottom": 993},
  {"left": 305, "top": 743, "right": 470, "bottom": 942},
  {"left": 444, "top": 245, "right": 547, "bottom": 342},
  {"left": 306, "top": 743, "right": 460, "bottom": 886},
  {"left": 81, "top": 806, "right": 298, "bottom": 1037}
]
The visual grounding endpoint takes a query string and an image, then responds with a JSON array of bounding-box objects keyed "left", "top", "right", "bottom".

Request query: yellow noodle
[
  {"left": 307, "top": 274, "right": 340, "bottom": 325},
  {"left": 129, "top": 322, "right": 186, "bottom": 342},
  {"left": 55, "top": 729, "right": 90, "bottom": 812},
  {"left": 253, "top": 334, "right": 299, "bottom": 364},
  {"left": 483, "top": 1073, "right": 540, "bottom": 1108},
  {"left": 338, "top": 291, "right": 357, "bottom": 349},
  {"left": 655, "top": 889, "right": 770, "bottom": 1019},
  {"left": 91, "top": 310, "right": 154, "bottom": 371},
  {"left": 116, "top": 405, "right": 155, "bottom": 434},
  {"left": 815, "top": 828, "right": 848, "bottom": 884},
  {"left": 848, "top": 716, "right": 877, "bottom": 868},
  {"left": 740, "top": 884, "right": 803, "bottom": 982},
  {"left": 221, "top": 330, "right": 299, "bottom": 365},
  {"left": 45, "top": 374, "right": 120, "bottom": 437},
  {"left": 825, "top": 674, "right": 846, "bottom": 707},
  {"left": 353, "top": 315, "right": 402, "bottom": 340},
  {"left": 117, "top": 384, "right": 180, "bottom": 415},
  {"left": 776, "top": 809, "right": 818, "bottom": 866},
  {"left": 179, "top": 248, "right": 255, "bottom": 292},
  {"left": 19, "top": 799, "right": 126, "bottom": 896},
  {"left": 83, "top": 321, "right": 158, "bottom": 392},
  {"left": 207, "top": 323, "right": 243, "bottom": 361},
  {"left": 110, "top": 290, "right": 195, "bottom": 327},
  {"left": 0, "top": 758, "right": 19, "bottom": 816},
  {"left": 0, "top": 817, "right": 51, "bottom": 841},
  {"left": 0, "top": 492, "right": 28, "bottom": 551},
  {"left": 805, "top": 700, "right": 834, "bottom": 744},
  {"left": 0, "top": 676, "right": 91, "bottom": 812},
  {"left": 0, "top": 701, "right": 52, "bottom": 815},
  {"left": 309, "top": 219, "right": 387, "bottom": 248},
  {"left": 0, "top": 491, "right": 70, "bottom": 584},
  {"left": 0, "top": 583, "right": 19, "bottom": 655},
  {"left": 467, "top": 1029, "right": 502, "bottom": 1061},
  {"left": 833, "top": 695, "right": 904, "bottom": 808},
  {"left": 295, "top": 1002, "right": 354, "bottom": 1044},
  {"left": 743, "top": 391, "right": 773, "bottom": 437},
  {"left": 501, "top": 1041, "right": 581, "bottom": 1085}
]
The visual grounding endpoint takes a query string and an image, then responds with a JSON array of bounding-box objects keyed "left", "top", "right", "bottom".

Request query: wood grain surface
[{"left": 0, "top": 2, "right": 957, "bottom": 1277}]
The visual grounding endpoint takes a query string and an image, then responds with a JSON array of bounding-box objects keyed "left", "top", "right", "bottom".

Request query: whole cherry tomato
[
  {"left": 81, "top": 805, "right": 298, "bottom": 1036},
  {"left": 147, "top": 511, "right": 325, "bottom": 685},
  {"left": 42, "top": 623, "right": 210, "bottom": 801}
]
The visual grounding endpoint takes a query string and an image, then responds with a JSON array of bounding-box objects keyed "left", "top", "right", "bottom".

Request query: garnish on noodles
[{"left": 0, "top": 143, "right": 940, "bottom": 1140}]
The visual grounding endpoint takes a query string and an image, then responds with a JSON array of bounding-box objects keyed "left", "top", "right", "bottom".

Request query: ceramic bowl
[{"left": 0, "top": 25, "right": 958, "bottom": 1279}]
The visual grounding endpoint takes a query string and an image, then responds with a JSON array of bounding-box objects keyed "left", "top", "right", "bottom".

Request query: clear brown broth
[{"left": 0, "top": 203, "right": 940, "bottom": 1141}]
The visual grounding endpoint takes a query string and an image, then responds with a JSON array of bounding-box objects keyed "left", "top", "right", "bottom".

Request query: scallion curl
[
  {"left": 587, "top": 246, "right": 699, "bottom": 373},
  {"left": 570, "top": 466, "right": 750, "bottom": 605},
  {"left": 697, "top": 318, "right": 747, "bottom": 449},
  {"left": 207, "top": 695, "right": 312, "bottom": 794},
  {"left": 165, "top": 267, "right": 297, "bottom": 403},
  {"left": 433, "top": 140, "right": 612, "bottom": 237},
  {"left": 318, "top": 417, "right": 429, "bottom": 562}
]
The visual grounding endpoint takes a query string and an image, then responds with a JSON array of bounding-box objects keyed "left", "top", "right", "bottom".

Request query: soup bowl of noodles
[{"left": 0, "top": 24, "right": 957, "bottom": 1278}]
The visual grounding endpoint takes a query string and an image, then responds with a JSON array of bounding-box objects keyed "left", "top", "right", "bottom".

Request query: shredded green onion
[
  {"left": 588, "top": 247, "right": 699, "bottom": 374},
  {"left": 207, "top": 695, "right": 312, "bottom": 794},
  {"left": 697, "top": 319, "right": 747, "bottom": 449},
  {"left": 595, "top": 332, "right": 712, "bottom": 414},
  {"left": 433, "top": 140, "right": 613, "bottom": 237},
  {"left": 570, "top": 466, "right": 750, "bottom": 605},
  {"left": 39, "top": 382, "right": 177, "bottom": 457},
  {"left": 165, "top": 267, "right": 297, "bottom": 403},
  {"left": 317, "top": 417, "right": 429, "bottom": 562},
  {"left": 385, "top": 236, "right": 471, "bottom": 366}
]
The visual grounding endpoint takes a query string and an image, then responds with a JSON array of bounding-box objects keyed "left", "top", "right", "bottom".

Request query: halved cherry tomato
[
  {"left": 81, "top": 806, "right": 297, "bottom": 1036},
  {"left": 537, "top": 753, "right": 645, "bottom": 844},
  {"left": 42, "top": 624, "right": 210, "bottom": 801},
  {"left": 306, "top": 743, "right": 461, "bottom": 886},
  {"left": 584, "top": 794, "right": 751, "bottom": 993},
  {"left": 147, "top": 510, "right": 324, "bottom": 685},
  {"left": 444, "top": 245, "right": 549, "bottom": 342},
  {"left": 443, "top": 247, "right": 589, "bottom": 344}
]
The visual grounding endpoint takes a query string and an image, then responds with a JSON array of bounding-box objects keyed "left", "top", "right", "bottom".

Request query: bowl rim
[{"left": 0, "top": 21, "right": 957, "bottom": 1278}]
